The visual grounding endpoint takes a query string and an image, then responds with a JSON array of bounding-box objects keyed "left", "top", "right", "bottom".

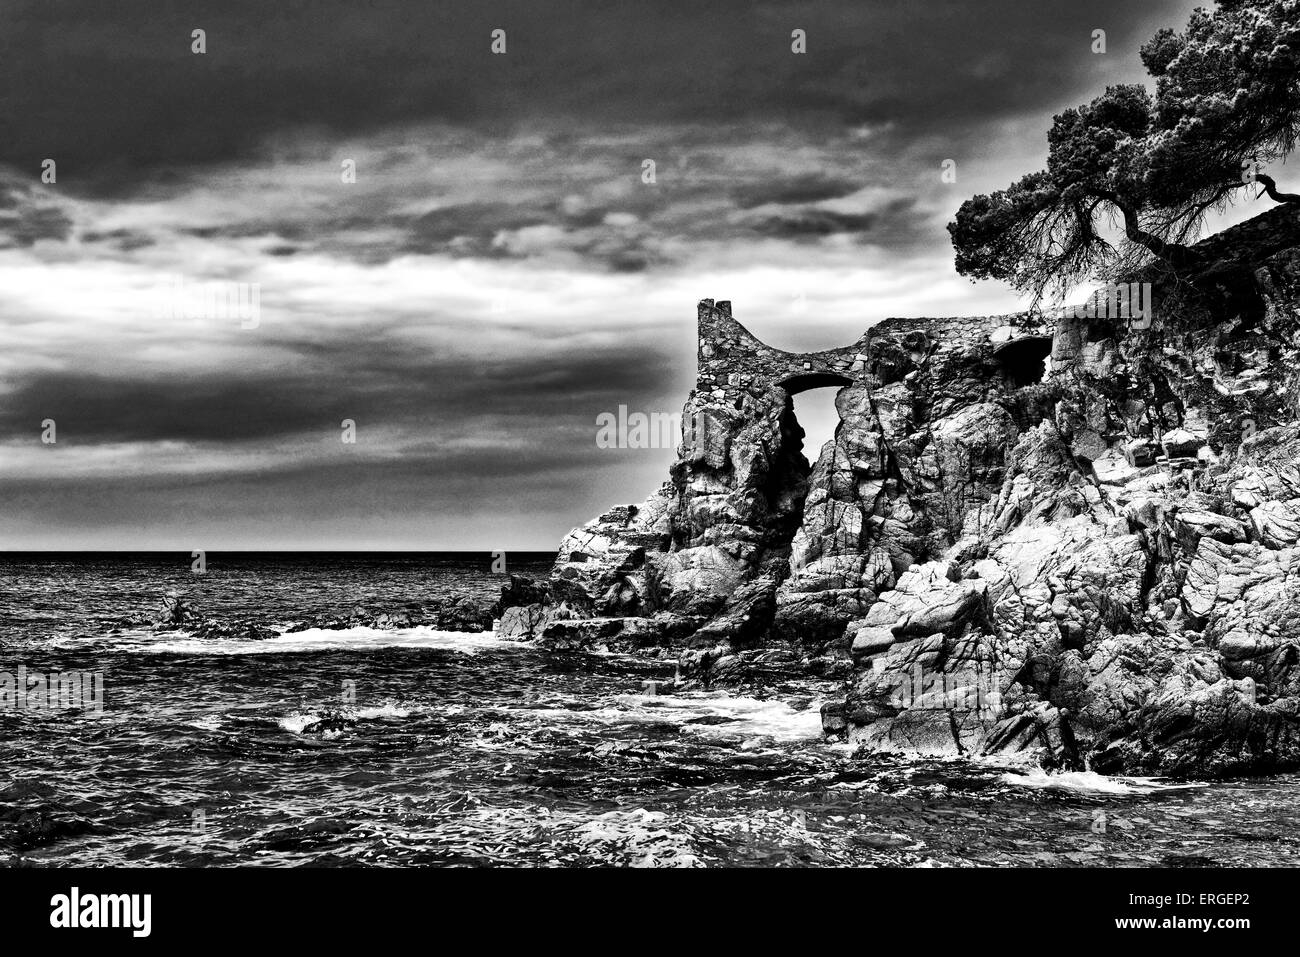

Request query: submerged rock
[
  {"left": 285, "top": 596, "right": 495, "bottom": 635},
  {"left": 189, "top": 619, "right": 277, "bottom": 642},
  {"left": 146, "top": 593, "right": 274, "bottom": 641},
  {"left": 155, "top": 591, "right": 194, "bottom": 627}
]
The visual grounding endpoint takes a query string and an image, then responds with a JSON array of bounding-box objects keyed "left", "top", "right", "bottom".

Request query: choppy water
[{"left": 2, "top": 554, "right": 1299, "bottom": 867}]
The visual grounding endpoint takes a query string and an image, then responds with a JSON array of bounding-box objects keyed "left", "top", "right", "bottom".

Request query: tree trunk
[{"left": 1101, "top": 192, "right": 1192, "bottom": 267}]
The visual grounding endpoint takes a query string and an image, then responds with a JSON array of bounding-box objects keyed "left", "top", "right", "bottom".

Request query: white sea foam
[
  {"left": 277, "top": 700, "right": 413, "bottom": 734},
  {"left": 445, "top": 805, "right": 703, "bottom": 867},
  {"left": 354, "top": 702, "right": 412, "bottom": 720},
  {"left": 187, "top": 714, "right": 224, "bottom": 732},
  {"left": 532, "top": 690, "right": 825, "bottom": 744},
  {"left": 278, "top": 711, "right": 322, "bottom": 734},
  {"left": 138, "top": 625, "right": 513, "bottom": 655},
  {"left": 1000, "top": 768, "right": 1208, "bottom": 794}
]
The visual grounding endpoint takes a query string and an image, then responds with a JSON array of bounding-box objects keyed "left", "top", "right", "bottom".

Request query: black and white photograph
[{"left": 1, "top": 0, "right": 1297, "bottom": 940}]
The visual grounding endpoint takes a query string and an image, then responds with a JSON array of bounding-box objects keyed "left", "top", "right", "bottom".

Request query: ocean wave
[
  {"left": 115, "top": 625, "right": 514, "bottom": 655},
  {"left": 531, "top": 690, "right": 826, "bottom": 744},
  {"left": 186, "top": 714, "right": 225, "bottom": 732},
  {"left": 277, "top": 701, "right": 414, "bottom": 735},
  {"left": 999, "top": 768, "right": 1208, "bottom": 795},
  {"left": 385, "top": 804, "right": 704, "bottom": 867}
]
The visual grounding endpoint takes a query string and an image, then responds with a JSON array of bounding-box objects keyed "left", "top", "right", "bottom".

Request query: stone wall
[{"left": 694, "top": 298, "right": 1050, "bottom": 403}]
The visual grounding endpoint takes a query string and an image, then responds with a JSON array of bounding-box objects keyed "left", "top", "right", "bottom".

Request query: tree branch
[
  {"left": 1095, "top": 190, "right": 1190, "bottom": 265},
  {"left": 1255, "top": 173, "right": 1300, "bottom": 204}
]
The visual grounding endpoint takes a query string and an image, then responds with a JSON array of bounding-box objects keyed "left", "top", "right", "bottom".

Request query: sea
[{"left": 1, "top": 552, "right": 1298, "bottom": 867}]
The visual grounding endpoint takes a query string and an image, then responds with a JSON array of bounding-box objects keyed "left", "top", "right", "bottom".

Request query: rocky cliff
[{"left": 500, "top": 205, "right": 1300, "bottom": 777}]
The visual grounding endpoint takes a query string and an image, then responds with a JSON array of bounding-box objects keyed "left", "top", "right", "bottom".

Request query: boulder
[{"left": 1161, "top": 427, "right": 1200, "bottom": 459}]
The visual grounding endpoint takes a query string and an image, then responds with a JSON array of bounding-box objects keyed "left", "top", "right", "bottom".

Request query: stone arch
[
  {"left": 690, "top": 302, "right": 1057, "bottom": 561},
  {"left": 694, "top": 299, "right": 1051, "bottom": 403},
  {"left": 695, "top": 299, "right": 870, "bottom": 400},
  {"left": 777, "top": 371, "right": 854, "bottom": 395}
]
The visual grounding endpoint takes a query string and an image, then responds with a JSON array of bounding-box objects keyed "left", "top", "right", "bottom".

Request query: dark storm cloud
[
  {"left": 104, "top": 145, "right": 926, "bottom": 270},
  {"left": 0, "top": 0, "right": 1208, "bottom": 548},
  {"left": 0, "top": 332, "right": 681, "bottom": 446},
  {"left": 410, "top": 202, "right": 549, "bottom": 247},
  {"left": 0, "top": 304, "right": 694, "bottom": 547},
  {"left": 0, "top": 0, "right": 1200, "bottom": 280},
  {"left": 728, "top": 174, "right": 863, "bottom": 210},
  {"left": 3, "top": 0, "right": 1196, "bottom": 197},
  {"left": 81, "top": 228, "right": 156, "bottom": 251},
  {"left": 93, "top": 139, "right": 934, "bottom": 270},
  {"left": 747, "top": 204, "right": 913, "bottom": 240},
  {"left": 0, "top": 181, "right": 74, "bottom": 247}
]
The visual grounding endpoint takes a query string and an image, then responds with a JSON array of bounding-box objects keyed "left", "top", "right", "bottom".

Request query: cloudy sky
[{"left": 0, "top": 0, "right": 1251, "bottom": 550}]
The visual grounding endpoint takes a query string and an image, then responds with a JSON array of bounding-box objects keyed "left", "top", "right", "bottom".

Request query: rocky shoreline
[{"left": 498, "top": 205, "right": 1300, "bottom": 778}]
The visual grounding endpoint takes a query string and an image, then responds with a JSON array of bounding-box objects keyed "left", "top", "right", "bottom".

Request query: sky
[{"left": 0, "top": 0, "right": 1259, "bottom": 550}]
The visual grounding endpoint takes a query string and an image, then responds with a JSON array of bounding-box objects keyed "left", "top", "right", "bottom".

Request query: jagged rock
[
  {"left": 284, "top": 597, "right": 494, "bottom": 634},
  {"left": 433, "top": 599, "right": 493, "bottom": 633},
  {"left": 1170, "top": 502, "right": 1249, "bottom": 548},
  {"left": 155, "top": 591, "right": 194, "bottom": 627},
  {"left": 687, "top": 574, "right": 778, "bottom": 647},
  {"left": 538, "top": 618, "right": 632, "bottom": 651},
  {"left": 1124, "top": 438, "right": 1159, "bottom": 467},
  {"left": 494, "top": 575, "right": 551, "bottom": 616},
  {"left": 149, "top": 593, "right": 274, "bottom": 641},
  {"left": 650, "top": 546, "right": 748, "bottom": 616},
  {"left": 1249, "top": 500, "right": 1300, "bottom": 548},
  {"left": 533, "top": 206, "right": 1300, "bottom": 775},
  {"left": 820, "top": 701, "right": 849, "bottom": 737},
  {"left": 847, "top": 562, "right": 988, "bottom": 659},
  {"left": 537, "top": 615, "right": 696, "bottom": 652},
  {"left": 497, "top": 603, "right": 554, "bottom": 641}
]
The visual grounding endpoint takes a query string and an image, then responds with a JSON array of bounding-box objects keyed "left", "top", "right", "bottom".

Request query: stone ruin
[
  {"left": 694, "top": 299, "right": 1053, "bottom": 404},
  {"left": 498, "top": 204, "right": 1300, "bottom": 776}
]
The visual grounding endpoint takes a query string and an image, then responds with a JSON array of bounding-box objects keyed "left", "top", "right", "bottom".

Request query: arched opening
[
  {"left": 993, "top": 336, "right": 1051, "bottom": 388},
  {"left": 779, "top": 371, "right": 854, "bottom": 471},
  {"left": 777, "top": 371, "right": 853, "bottom": 396},
  {"left": 790, "top": 385, "right": 844, "bottom": 471}
]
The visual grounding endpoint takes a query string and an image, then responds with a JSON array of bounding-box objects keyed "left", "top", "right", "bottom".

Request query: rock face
[{"left": 506, "top": 205, "right": 1300, "bottom": 776}]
